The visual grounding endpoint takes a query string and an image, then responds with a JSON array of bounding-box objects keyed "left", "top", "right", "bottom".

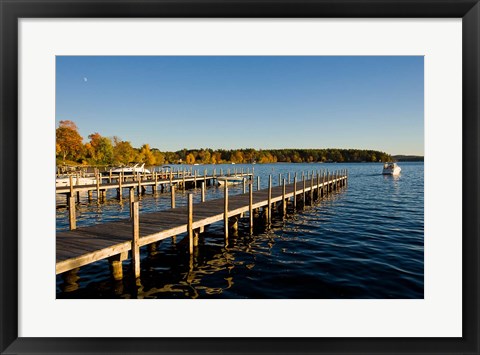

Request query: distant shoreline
[{"left": 392, "top": 155, "right": 424, "bottom": 162}]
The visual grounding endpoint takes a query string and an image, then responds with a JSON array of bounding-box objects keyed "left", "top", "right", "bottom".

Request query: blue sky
[{"left": 56, "top": 56, "right": 424, "bottom": 155}]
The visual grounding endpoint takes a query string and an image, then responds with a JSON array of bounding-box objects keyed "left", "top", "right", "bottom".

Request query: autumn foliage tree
[
  {"left": 56, "top": 120, "right": 84, "bottom": 163},
  {"left": 138, "top": 144, "right": 156, "bottom": 165},
  {"left": 113, "top": 139, "right": 136, "bottom": 165},
  {"left": 185, "top": 153, "right": 196, "bottom": 164},
  {"left": 85, "top": 132, "right": 114, "bottom": 165}
]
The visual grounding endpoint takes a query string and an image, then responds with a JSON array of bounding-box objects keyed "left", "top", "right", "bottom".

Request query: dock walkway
[
  {"left": 56, "top": 171, "right": 348, "bottom": 281},
  {"left": 56, "top": 169, "right": 253, "bottom": 203}
]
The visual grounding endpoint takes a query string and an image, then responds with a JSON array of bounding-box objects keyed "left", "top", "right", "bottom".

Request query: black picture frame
[{"left": 1, "top": 1, "right": 478, "bottom": 354}]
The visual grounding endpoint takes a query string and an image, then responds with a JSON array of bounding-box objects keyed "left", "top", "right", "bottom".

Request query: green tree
[
  {"left": 152, "top": 150, "right": 165, "bottom": 165},
  {"left": 113, "top": 140, "right": 136, "bottom": 165},
  {"left": 86, "top": 133, "right": 114, "bottom": 165},
  {"left": 138, "top": 144, "right": 156, "bottom": 165}
]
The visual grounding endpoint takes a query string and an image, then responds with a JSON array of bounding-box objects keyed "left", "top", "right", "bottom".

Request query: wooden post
[
  {"left": 118, "top": 172, "right": 123, "bottom": 200},
  {"left": 317, "top": 173, "right": 321, "bottom": 200},
  {"left": 69, "top": 175, "right": 74, "bottom": 198},
  {"left": 96, "top": 173, "right": 100, "bottom": 203},
  {"left": 131, "top": 201, "right": 140, "bottom": 278},
  {"left": 310, "top": 174, "right": 314, "bottom": 205},
  {"left": 257, "top": 176, "right": 261, "bottom": 191},
  {"left": 288, "top": 172, "right": 291, "bottom": 184},
  {"left": 137, "top": 177, "right": 142, "bottom": 197},
  {"left": 194, "top": 170, "right": 197, "bottom": 188},
  {"left": 204, "top": 169, "right": 207, "bottom": 186},
  {"left": 293, "top": 175, "right": 297, "bottom": 211},
  {"left": 129, "top": 188, "right": 135, "bottom": 218},
  {"left": 224, "top": 184, "right": 229, "bottom": 241},
  {"left": 201, "top": 182, "right": 205, "bottom": 202},
  {"left": 182, "top": 173, "right": 186, "bottom": 191},
  {"left": 327, "top": 172, "right": 330, "bottom": 194},
  {"left": 243, "top": 178, "right": 246, "bottom": 194},
  {"left": 108, "top": 252, "right": 127, "bottom": 281},
  {"left": 171, "top": 185, "right": 176, "bottom": 208},
  {"left": 302, "top": 175, "right": 306, "bottom": 209},
  {"left": 68, "top": 195, "right": 76, "bottom": 230},
  {"left": 188, "top": 193, "right": 193, "bottom": 254},
  {"left": 267, "top": 175, "right": 272, "bottom": 225},
  {"left": 109, "top": 169, "right": 112, "bottom": 183},
  {"left": 171, "top": 185, "right": 176, "bottom": 243},
  {"left": 282, "top": 178, "right": 287, "bottom": 218},
  {"left": 249, "top": 178, "right": 253, "bottom": 234},
  {"left": 322, "top": 174, "right": 325, "bottom": 197}
]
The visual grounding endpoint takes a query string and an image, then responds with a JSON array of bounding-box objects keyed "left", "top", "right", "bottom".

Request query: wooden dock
[
  {"left": 56, "top": 170, "right": 348, "bottom": 283},
  {"left": 56, "top": 167, "right": 254, "bottom": 204}
]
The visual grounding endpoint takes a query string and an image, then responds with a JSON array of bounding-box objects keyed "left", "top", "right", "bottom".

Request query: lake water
[{"left": 56, "top": 162, "right": 424, "bottom": 299}]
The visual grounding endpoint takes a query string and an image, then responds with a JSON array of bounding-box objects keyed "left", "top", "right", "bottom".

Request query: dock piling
[
  {"left": 267, "top": 175, "right": 272, "bottom": 226},
  {"left": 310, "top": 174, "right": 314, "bottom": 205},
  {"left": 68, "top": 195, "right": 76, "bottom": 230},
  {"left": 131, "top": 201, "right": 140, "bottom": 278},
  {"left": 171, "top": 185, "right": 176, "bottom": 208},
  {"left": 224, "top": 184, "right": 229, "bottom": 242},
  {"left": 249, "top": 178, "right": 253, "bottom": 234},
  {"left": 108, "top": 252, "right": 127, "bottom": 281},
  {"left": 188, "top": 194, "right": 194, "bottom": 254},
  {"left": 118, "top": 172, "right": 123, "bottom": 200},
  {"left": 129, "top": 188, "right": 135, "bottom": 218},
  {"left": 293, "top": 175, "right": 297, "bottom": 211},
  {"left": 302, "top": 175, "right": 306, "bottom": 209}
]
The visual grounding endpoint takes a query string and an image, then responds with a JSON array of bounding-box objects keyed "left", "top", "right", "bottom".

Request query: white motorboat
[
  {"left": 110, "top": 163, "right": 151, "bottom": 175},
  {"left": 56, "top": 174, "right": 97, "bottom": 187},
  {"left": 382, "top": 162, "right": 401, "bottom": 175},
  {"left": 217, "top": 176, "right": 245, "bottom": 186}
]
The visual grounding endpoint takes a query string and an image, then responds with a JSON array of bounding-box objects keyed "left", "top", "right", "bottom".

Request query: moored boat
[
  {"left": 110, "top": 163, "right": 151, "bottom": 175},
  {"left": 382, "top": 162, "right": 401, "bottom": 175},
  {"left": 56, "top": 175, "right": 97, "bottom": 187},
  {"left": 217, "top": 176, "right": 245, "bottom": 186}
]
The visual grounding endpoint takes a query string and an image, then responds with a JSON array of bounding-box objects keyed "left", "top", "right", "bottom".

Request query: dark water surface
[{"left": 56, "top": 162, "right": 423, "bottom": 299}]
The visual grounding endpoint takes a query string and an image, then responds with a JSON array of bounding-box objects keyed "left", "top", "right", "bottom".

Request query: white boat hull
[
  {"left": 56, "top": 176, "right": 97, "bottom": 187},
  {"left": 110, "top": 163, "right": 151, "bottom": 175},
  {"left": 217, "top": 177, "right": 245, "bottom": 186},
  {"left": 382, "top": 167, "right": 401, "bottom": 175}
]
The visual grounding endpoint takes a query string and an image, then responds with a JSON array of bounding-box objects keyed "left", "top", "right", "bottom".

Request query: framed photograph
[{"left": 1, "top": 1, "right": 478, "bottom": 354}]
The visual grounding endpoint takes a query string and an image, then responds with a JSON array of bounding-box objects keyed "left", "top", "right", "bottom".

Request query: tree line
[{"left": 56, "top": 120, "right": 393, "bottom": 167}]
